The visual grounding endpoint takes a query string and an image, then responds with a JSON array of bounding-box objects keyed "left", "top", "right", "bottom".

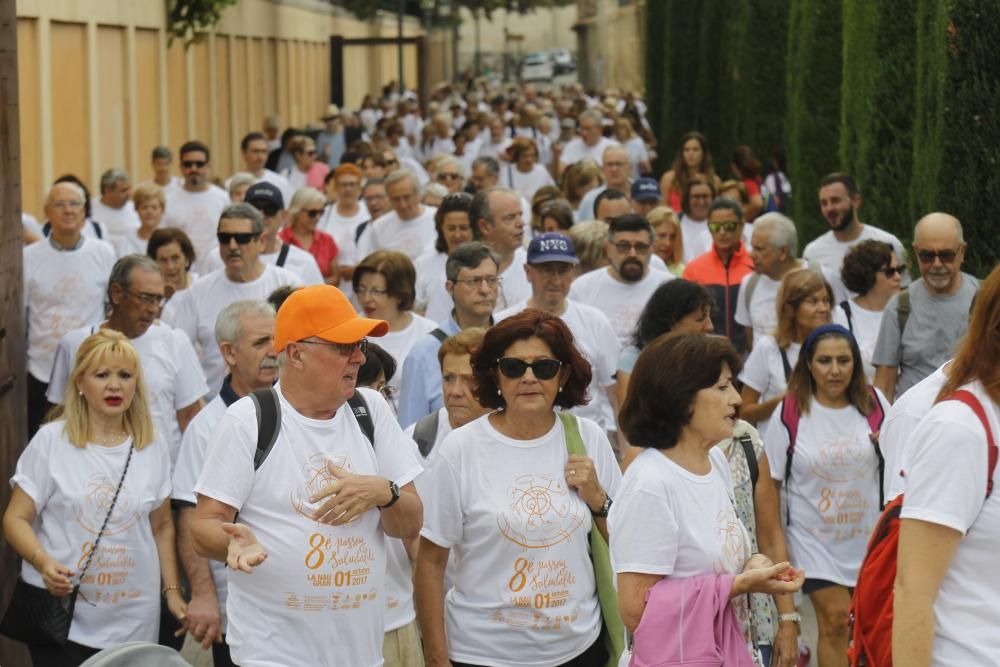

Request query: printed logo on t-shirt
[
  {"left": 715, "top": 504, "right": 747, "bottom": 575},
  {"left": 74, "top": 477, "right": 142, "bottom": 606},
  {"left": 291, "top": 452, "right": 357, "bottom": 523},
  {"left": 498, "top": 473, "right": 585, "bottom": 549},
  {"left": 75, "top": 476, "right": 141, "bottom": 536},
  {"left": 809, "top": 435, "right": 875, "bottom": 483}
]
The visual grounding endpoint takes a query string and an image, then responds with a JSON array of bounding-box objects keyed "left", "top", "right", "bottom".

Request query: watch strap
[{"left": 377, "top": 480, "right": 400, "bottom": 509}]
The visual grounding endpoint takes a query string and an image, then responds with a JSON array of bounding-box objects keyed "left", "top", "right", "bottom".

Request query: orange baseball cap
[{"left": 273, "top": 284, "right": 388, "bottom": 352}]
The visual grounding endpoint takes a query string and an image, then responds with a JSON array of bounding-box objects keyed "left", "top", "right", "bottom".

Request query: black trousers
[
  {"left": 452, "top": 635, "right": 608, "bottom": 667},
  {"left": 29, "top": 640, "right": 100, "bottom": 667},
  {"left": 213, "top": 635, "right": 238, "bottom": 667},
  {"left": 27, "top": 373, "right": 52, "bottom": 438}
]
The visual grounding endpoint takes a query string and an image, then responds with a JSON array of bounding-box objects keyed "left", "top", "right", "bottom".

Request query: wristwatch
[
  {"left": 778, "top": 612, "right": 802, "bottom": 625},
  {"left": 592, "top": 494, "right": 613, "bottom": 518},
  {"left": 378, "top": 480, "right": 400, "bottom": 509}
]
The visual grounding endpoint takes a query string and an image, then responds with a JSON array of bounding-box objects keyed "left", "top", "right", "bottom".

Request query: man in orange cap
[{"left": 191, "top": 284, "right": 424, "bottom": 666}]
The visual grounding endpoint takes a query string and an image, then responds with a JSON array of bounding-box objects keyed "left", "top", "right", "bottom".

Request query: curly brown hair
[{"left": 840, "top": 240, "right": 895, "bottom": 296}]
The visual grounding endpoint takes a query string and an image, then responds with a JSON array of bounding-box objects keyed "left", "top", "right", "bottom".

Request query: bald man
[{"left": 872, "top": 213, "right": 979, "bottom": 401}]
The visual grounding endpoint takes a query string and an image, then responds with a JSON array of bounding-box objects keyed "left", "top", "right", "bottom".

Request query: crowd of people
[{"left": 6, "top": 76, "right": 997, "bottom": 667}]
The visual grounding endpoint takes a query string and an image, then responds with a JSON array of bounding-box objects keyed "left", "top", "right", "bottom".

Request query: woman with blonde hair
[
  {"left": 114, "top": 183, "right": 166, "bottom": 257},
  {"left": 740, "top": 269, "right": 833, "bottom": 423},
  {"left": 646, "top": 206, "right": 685, "bottom": 277},
  {"left": 2, "top": 330, "right": 185, "bottom": 666},
  {"left": 280, "top": 187, "right": 339, "bottom": 284}
]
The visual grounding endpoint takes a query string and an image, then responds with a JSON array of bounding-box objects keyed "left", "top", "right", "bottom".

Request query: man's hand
[
  {"left": 308, "top": 461, "right": 392, "bottom": 525},
  {"left": 222, "top": 523, "right": 268, "bottom": 573},
  {"left": 185, "top": 593, "right": 223, "bottom": 649}
]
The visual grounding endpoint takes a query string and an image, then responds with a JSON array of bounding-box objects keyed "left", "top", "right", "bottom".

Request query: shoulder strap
[
  {"left": 779, "top": 394, "right": 800, "bottom": 525},
  {"left": 744, "top": 272, "right": 762, "bottom": 313},
  {"left": 42, "top": 221, "right": 51, "bottom": 237},
  {"left": 251, "top": 388, "right": 281, "bottom": 471},
  {"left": 354, "top": 221, "right": 369, "bottom": 244},
  {"left": 866, "top": 385, "right": 887, "bottom": 509},
  {"left": 558, "top": 412, "right": 587, "bottom": 456},
  {"left": 780, "top": 347, "right": 792, "bottom": 382},
  {"left": 942, "top": 389, "right": 998, "bottom": 498},
  {"left": 739, "top": 434, "right": 759, "bottom": 495},
  {"left": 897, "top": 289, "right": 911, "bottom": 335},
  {"left": 276, "top": 243, "right": 290, "bottom": 267},
  {"left": 429, "top": 328, "right": 448, "bottom": 343},
  {"left": 840, "top": 300, "right": 854, "bottom": 334},
  {"left": 91, "top": 220, "right": 103, "bottom": 239},
  {"left": 348, "top": 391, "right": 375, "bottom": 448},
  {"left": 413, "top": 411, "right": 440, "bottom": 458}
]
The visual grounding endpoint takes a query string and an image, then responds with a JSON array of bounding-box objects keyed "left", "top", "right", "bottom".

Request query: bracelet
[
  {"left": 778, "top": 612, "right": 802, "bottom": 624},
  {"left": 162, "top": 585, "right": 183, "bottom": 597}
]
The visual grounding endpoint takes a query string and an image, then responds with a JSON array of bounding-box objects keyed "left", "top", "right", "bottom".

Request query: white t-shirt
[
  {"left": 496, "top": 247, "right": 532, "bottom": 312},
  {"left": 112, "top": 228, "right": 156, "bottom": 258},
  {"left": 478, "top": 137, "right": 512, "bottom": 161},
  {"left": 171, "top": 393, "right": 231, "bottom": 629},
  {"left": 763, "top": 391, "right": 889, "bottom": 585},
  {"left": 378, "top": 313, "right": 438, "bottom": 403},
  {"left": 568, "top": 266, "right": 672, "bottom": 345},
  {"left": 834, "top": 300, "right": 886, "bottom": 381},
  {"left": 880, "top": 363, "right": 948, "bottom": 500},
  {"left": 47, "top": 323, "right": 207, "bottom": 465},
  {"left": 679, "top": 215, "right": 712, "bottom": 265},
  {"left": 414, "top": 250, "right": 452, "bottom": 324},
  {"left": 499, "top": 163, "right": 556, "bottom": 203},
  {"left": 164, "top": 265, "right": 303, "bottom": 398},
  {"left": 224, "top": 169, "right": 292, "bottom": 208},
  {"left": 739, "top": 336, "right": 800, "bottom": 402},
  {"left": 12, "top": 423, "right": 171, "bottom": 649},
  {"left": 357, "top": 206, "right": 438, "bottom": 261},
  {"left": 317, "top": 202, "right": 370, "bottom": 267},
  {"left": 624, "top": 136, "right": 650, "bottom": 181},
  {"left": 802, "top": 224, "right": 907, "bottom": 282},
  {"left": 195, "top": 385, "right": 423, "bottom": 667},
  {"left": 381, "top": 435, "right": 425, "bottom": 633},
  {"left": 899, "top": 381, "right": 1000, "bottom": 667},
  {"left": 91, "top": 199, "right": 141, "bottom": 248},
  {"left": 162, "top": 185, "right": 231, "bottom": 275},
  {"left": 205, "top": 242, "right": 324, "bottom": 286},
  {"left": 24, "top": 237, "right": 118, "bottom": 382},
  {"left": 420, "top": 413, "right": 621, "bottom": 666},
  {"left": 496, "top": 300, "right": 620, "bottom": 431},
  {"left": 559, "top": 136, "right": 615, "bottom": 168}
]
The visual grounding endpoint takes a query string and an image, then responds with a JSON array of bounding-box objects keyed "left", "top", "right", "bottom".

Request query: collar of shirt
[
  {"left": 48, "top": 234, "right": 84, "bottom": 251},
  {"left": 219, "top": 374, "right": 241, "bottom": 407}
]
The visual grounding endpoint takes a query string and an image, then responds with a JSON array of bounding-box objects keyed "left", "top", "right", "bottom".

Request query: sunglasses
[
  {"left": 497, "top": 357, "right": 563, "bottom": 380},
  {"left": 217, "top": 231, "right": 260, "bottom": 245},
  {"left": 916, "top": 248, "right": 960, "bottom": 264},
  {"left": 303, "top": 209, "right": 325, "bottom": 219},
  {"left": 707, "top": 221, "right": 741, "bottom": 233},
  {"left": 437, "top": 173, "right": 462, "bottom": 181},
  {"left": 181, "top": 160, "right": 207, "bottom": 169},
  {"left": 881, "top": 266, "right": 903, "bottom": 278}
]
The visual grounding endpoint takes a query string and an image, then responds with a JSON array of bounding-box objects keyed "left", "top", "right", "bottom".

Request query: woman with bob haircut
[
  {"left": 415, "top": 309, "right": 622, "bottom": 667},
  {"left": 740, "top": 269, "right": 833, "bottom": 423},
  {"left": 762, "top": 324, "right": 889, "bottom": 667},
  {"left": 147, "top": 227, "right": 197, "bottom": 301},
  {"left": 2, "top": 330, "right": 186, "bottom": 665},
  {"left": 353, "top": 250, "right": 437, "bottom": 405},
  {"left": 893, "top": 263, "right": 1000, "bottom": 666},
  {"left": 414, "top": 192, "right": 474, "bottom": 322},
  {"left": 280, "top": 187, "right": 340, "bottom": 284},
  {"left": 646, "top": 206, "right": 685, "bottom": 276},
  {"left": 835, "top": 240, "right": 903, "bottom": 381},
  {"left": 611, "top": 333, "right": 804, "bottom": 665}
]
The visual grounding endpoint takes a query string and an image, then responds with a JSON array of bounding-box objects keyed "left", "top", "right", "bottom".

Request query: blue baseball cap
[
  {"left": 245, "top": 181, "right": 284, "bottom": 212},
  {"left": 631, "top": 177, "right": 662, "bottom": 203},
  {"left": 527, "top": 232, "right": 579, "bottom": 264}
]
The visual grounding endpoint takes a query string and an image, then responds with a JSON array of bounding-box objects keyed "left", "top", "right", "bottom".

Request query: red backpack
[
  {"left": 779, "top": 385, "right": 886, "bottom": 525},
  {"left": 847, "top": 389, "right": 998, "bottom": 667}
]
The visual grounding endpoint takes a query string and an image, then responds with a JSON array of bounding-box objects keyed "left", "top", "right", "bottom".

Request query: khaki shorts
[{"left": 383, "top": 620, "right": 424, "bottom": 667}]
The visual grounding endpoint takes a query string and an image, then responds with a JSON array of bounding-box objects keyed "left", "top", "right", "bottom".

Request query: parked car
[
  {"left": 520, "top": 52, "right": 554, "bottom": 83},
  {"left": 548, "top": 48, "right": 575, "bottom": 74}
]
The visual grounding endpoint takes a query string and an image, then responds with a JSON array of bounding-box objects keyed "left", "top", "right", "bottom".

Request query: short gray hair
[
  {"left": 754, "top": 212, "right": 798, "bottom": 257},
  {"left": 422, "top": 182, "right": 449, "bottom": 201},
  {"left": 579, "top": 109, "right": 603, "bottom": 126},
  {"left": 100, "top": 168, "right": 130, "bottom": 193},
  {"left": 436, "top": 155, "right": 466, "bottom": 178},
  {"left": 472, "top": 156, "right": 499, "bottom": 177},
  {"left": 385, "top": 168, "right": 418, "bottom": 190},
  {"left": 219, "top": 202, "right": 265, "bottom": 235},
  {"left": 227, "top": 172, "right": 256, "bottom": 197},
  {"left": 470, "top": 186, "right": 520, "bottom": 238},
  {"left": 214, "top": 299, "right": 276, "bottom": 346},
  {"left": 107, "top": 254, "right": 160, "bottom": 312},
  {"left": 445, "top": 241, "right": 500, "bottom": 282}
]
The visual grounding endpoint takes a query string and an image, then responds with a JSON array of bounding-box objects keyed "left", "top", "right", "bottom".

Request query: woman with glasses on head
[
  {"left": 415, "top": 193, "right": 475, "bottom": 323},
  {"left": 353, "top": 251, "right": 437, "bottom": 408},
  {"left": 280, "top": 188, "right": 340, "bottom": 285},
  {"left": 2, "top": 330, "right": 186, "bottom": 666},
  {"left": 834, "top": 240, "right": 903, "bottom": 381},
  {"left": 282, "top": 136, "right": 329, "bottom": 192},
  {"left": 415, "top": 309, "right": 622, "bottom": 667}
]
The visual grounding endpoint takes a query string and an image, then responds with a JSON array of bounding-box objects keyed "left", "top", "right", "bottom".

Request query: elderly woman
[
  {"left": 835, "top": 240, "right": 903, "bottom": 381},
  {"left": 763, "top": 325, "right": 888, "bottom": 667},
  {"left": 500, "top": 137, "right": 556, "bottom": 203},
  {"left": 114, "top": 183, "right": 166, "bottom": 257},
  {"left": 282, "top": 135, "right": 329, "bottom": 191},
  {"left": 612, "top": 333, "right": 804, "bottom": 665},
  {"left": 227, "top": 172, "right": 256, "bottom": 203},
  {"left": 147, "top": 227, "right": 197, "bottom": 301},
  {"left": 414, "top": 192, "right": 475, "bottom": 323},
  {"left": 354, "top": 250, "right": 437, "bottom": 406},
  {"left": 647, "top": 206, "right": 685, "bottom": 276},
  {"left": 415, "top": 309, "right": 622, "bottom": 667},
  {"left": 422, "top": 182, "right": 449, "bottom": 208},
  {"left": 434, "top": 156, "right": 466, "bottom": 195},
  {"left": 740, "top": 269, "right": 833, "bottom": 423},
  {"left": 2, "top": 330, "right": 185, "bottom": 665},
  {"left": 280, "top": 187, "right": 340, "bottom": 284}
]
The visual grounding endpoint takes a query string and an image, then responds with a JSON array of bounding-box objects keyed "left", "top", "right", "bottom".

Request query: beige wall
[
  {"left": 16, "top": 0, "right": 450, "bottom": 218},
  {"left": 575, "top": 0, "right": 644, "bottom": 94},
  {"left": 456, "top": 5, "right": 577, "bottom": 67}
]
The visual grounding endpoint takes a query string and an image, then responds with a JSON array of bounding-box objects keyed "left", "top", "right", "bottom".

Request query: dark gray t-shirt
[{"left": 872, "top": 273, "right": 979, "bottom": 397}]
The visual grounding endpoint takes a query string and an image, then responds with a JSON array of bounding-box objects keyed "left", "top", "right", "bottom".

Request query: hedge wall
[{"left": 644, "top": 0, "right": 1000, "bottom": 277}]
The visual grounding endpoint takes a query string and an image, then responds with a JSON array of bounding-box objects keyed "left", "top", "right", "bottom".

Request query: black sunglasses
[
  {"left": 916, "top": 248, "right": 959, "bottom": 264},
  {"left": 303, "top": 208, "right": 325, "bottom": 219},
  {"left": 881, "top": 266, "right": 903, "bottom": 278},
  {"left": 181, "top": 160, "right": 207, "bottom": 169},
  {"left": 217, "top": 231, "right": 260, "bottom": 245},
  {"left": 497, "top": 357, "right": 563, "bottom": 380}
]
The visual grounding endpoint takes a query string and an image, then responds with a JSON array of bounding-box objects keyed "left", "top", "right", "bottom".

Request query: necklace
[{"left": 90, "top": 430, "right": 129, "bottom": 446}]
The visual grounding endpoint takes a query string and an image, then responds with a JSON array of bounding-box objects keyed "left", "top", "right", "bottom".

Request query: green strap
[{"left": 558, "top": 413, "right": 624, "bottom": 666}]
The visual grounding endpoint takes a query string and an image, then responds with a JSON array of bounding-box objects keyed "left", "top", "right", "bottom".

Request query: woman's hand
[
  {"left": 165, "top": 589, "right": 188, "bottom": 637},
  {"left": 732, "top": 561, "right": 804, "bottom": 598},
  {"left": 565, "top": 455, "right": 605, "bottom": 512},
  {"left": 39, "top": 555, "right": 75, "bottom": 596},
  {"left": 222, "top": 523, "right": 268, "bottom": 573}
]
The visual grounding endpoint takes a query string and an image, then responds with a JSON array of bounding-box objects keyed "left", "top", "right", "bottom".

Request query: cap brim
[
  {"left": 528, "top": 254, "right": 579, "bottom": 265},
  {"left": 314, "top": 316, "right": 389, "bottom": 343}
]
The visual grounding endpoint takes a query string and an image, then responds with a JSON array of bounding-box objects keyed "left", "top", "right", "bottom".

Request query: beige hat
[{"left": 321, "top": 103, "right": 341, "bottom": 120}]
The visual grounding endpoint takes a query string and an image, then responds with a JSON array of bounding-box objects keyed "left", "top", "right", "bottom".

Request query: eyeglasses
[
  {"left": 49, "top": 200, "right": 84, "bottom": 210},
  {"left": 217, "top": 232, "right": 260, "bottom": 245},
  {"left": 497, "top": 357, "right": 563, "bottom": 380},
  {"left": 437, "top": 173, "right": 462, "bottom": 182},
  {"left": 881, "top": 266, "right": 903, "bottom": 278},
  {"left": 355, "top": 286, "right": 388, "bottom": 298},
  {"left": 303, "top": 209, "right": 325, "bottom": 219},
  {"left": 297, "top": 339, "right": 368, "bottom": 356},
  {"left": 452, "top": 276, "right": 501, "bottom": 289},
  {"left": 707, "top": 221, "right": 741, "bottom": 233},
  {"left": 181, "top": 160, "right": 207, "bottom": 169},
  {"left": 916, "top": 248, "right": 961, "bottom": 264},
  {"left": 613, "top": 241, "right": 651, "bottom": 254},
  {"left": 126, "top": 290, "right": 166, "bottom": 306}
]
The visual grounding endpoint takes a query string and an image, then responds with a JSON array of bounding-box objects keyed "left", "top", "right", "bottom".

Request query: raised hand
[{"left": 222, "top": 523, "right": 268, "bottom": 573}]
